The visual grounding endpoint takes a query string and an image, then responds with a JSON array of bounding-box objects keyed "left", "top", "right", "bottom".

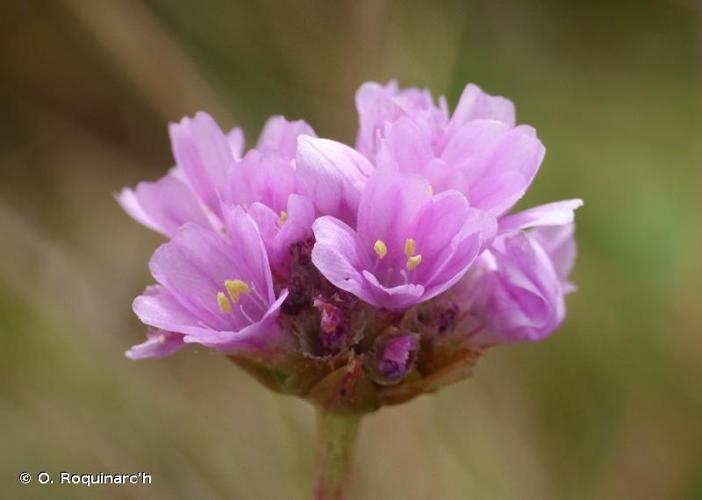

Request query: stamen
[
  {"left": 427, "top": 184, "right": 433, "bottom": 195},
  {"left": 404, "top": 238, "right": 416, "bottom": 257},
  {"left": 406, "top": 254, "right": 423, "bottom": 271},
  {"left": 280, "top": 210, "right": 288, "bottom": 223},
  {"left": 157, "top": 334, "right": 166, "bottom": 345},
  {"left": 238, "top": 303, "right": 256, "bottom": 324},
  {"left": 217, "top": 292, "right": 232, "bottom": 313},
  {"left": 225, "top": 279, "right": 251, "bottom": 304},
  {"left": 373, "top": 240, "right": 388, "bottom": 259}
]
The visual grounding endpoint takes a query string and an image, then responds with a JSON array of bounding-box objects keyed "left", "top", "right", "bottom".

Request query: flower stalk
[{"left": 313, "top": 408, "right": 362, "bottom": 500}]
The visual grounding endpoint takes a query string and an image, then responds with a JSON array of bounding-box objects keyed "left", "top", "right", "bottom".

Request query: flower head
[{"left": 120, "top": 81, "right": 582, "bottom": 413}]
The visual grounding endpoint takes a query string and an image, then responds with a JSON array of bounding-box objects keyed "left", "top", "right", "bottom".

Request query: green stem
[{"left": 313, "top": 408, "right": 362, "bottom": 500}]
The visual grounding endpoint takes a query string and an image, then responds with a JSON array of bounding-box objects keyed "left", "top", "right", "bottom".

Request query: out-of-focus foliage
[{"left": 1, "top": 1, "right": 700, "bottom": 499}]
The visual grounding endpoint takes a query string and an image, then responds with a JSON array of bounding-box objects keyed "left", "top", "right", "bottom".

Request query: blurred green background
[{"left": 1, "top": 1, "right": 700, "bottom": 498}]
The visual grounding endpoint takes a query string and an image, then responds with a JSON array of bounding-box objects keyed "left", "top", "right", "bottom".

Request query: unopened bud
[
  {"left": 373, "top": 331, "right": 420, "bottom": 384},
  {"left": 314, "top": 298, "right": 350, "bottom": 356}
]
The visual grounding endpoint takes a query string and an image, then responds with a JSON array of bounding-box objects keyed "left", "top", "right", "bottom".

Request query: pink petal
[
  {"left": 356, "top": 170, "right": 431, "bottom": 257},
  {"left": 442, "top": 121, "right": 545, "bottom": 215},
  {"left": 256, "top": 115, "right": 316, "bottom": 157},
  {"left": 449, "top": 83, "right": 516, "bottom": 130},
  {"left": 116, "top": 174, "right": 208, "bottom": 237},
  {"left": 499, "top": 199, "right": 584, "bottom": 233},
  {"left": 126, "top": 329, "right": 185, "bottom": 360},
  {"left": 227, "top": 127, "right": 245, "bottom": 159},
  {"left": 297, "top": 135, "right": 373, "bottom": 224},
  {"left": 169, "top": 112, "right": 233, "bottom": 217},
  {"left": 311, "top": 216, "right": 370, "bottom": 300}
]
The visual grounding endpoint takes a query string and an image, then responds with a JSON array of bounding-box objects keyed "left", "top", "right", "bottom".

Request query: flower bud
[
  {"left": 370, "top": 330, "right": 420, "bottom": 385},
  {"left": 314, "top": 298, "right": 350, "bottom": 356}
]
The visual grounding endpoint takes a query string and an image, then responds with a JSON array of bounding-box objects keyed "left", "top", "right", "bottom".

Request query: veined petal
[
  {"left": 126, "top": 329, "right": 185, "bottom": 360},
  {"left": 411, "top": 190, "right": 473, "bottom": 270},
  {"left": 375, "top": 117, "right": 435, "bottom": 174},
  {"left": 311, "top": 216, "right": 369, "bottom": 300},
  {"left": 414, "top": 194, "right": 497, "bottom": 298},
  {"left": 448, "top": 83, "right": 516, "bottom": 131},
  {"left": 246, "top": 202, "right": 280, "bottom": 255},
  {"left": 496, "top": 232, "right": 564, "bottom": 334},
  {"left": 313, "top": 172, "right": 496, "bottom": 310},
  {"left": 225, "top": 149, "right": 297, "bottom": 213},
  {"left": 440, "top": 119, "right": 512, "bottom": 188},
  {"left": 183, "top": 291, "right": 290, "bottom": 354},
  {"left": 116, "top": 187, "right": 161, "bottom": 235},
  {"left": 222, "top": 206, "right": 276, "bottom": 304},
  {"left": 132, "top": 201, "right": 291, "bottom": 356},
  {"left": 355, "top": 81, "right": 447, "bottom": 159},
  {"left": 297, "top": 135, "right": 373, "bottom": 224},
  {"left": 247, "top": 195, "right": 316, "bottom": 276},
  {"left": 531, "top": 223, "right": 578, "bottom": 290},
  {"left": 169, "top": 112, "right": 233, "bottom": 217},
  {"left": 133, "top": 285, "right": 225, "bottom": 337},
  {"left": 116, "top": 174, "right": 209, "bottom": 237},
  {"left": 227, "top": 126, "right": 245, "bottom": 159},
  {"left": 498, "top": 199, "right": 584, "bottom": 233},
  {"left": 463, "top": 231, "right": 568, "bottom": 345},
  {"left": 356, "top": 170, "right": 431, "bottom": 257},
  {"left": 361, "top": 270, "right": 425, "bottom": 310},
  {"left": 355, "top": 81, "right": 402, "bottom": 158},
  {"left": 442, "top": 121, "right": 545, "bottom": 215},
  {"left": 256, "top": 115, "right": 316, "bottom": 157},
  {"left": 148, "top": 220, "right": 271, "bottom": 332},
  {"left": 271, "top": 194, "right": 315, "bottom": 270}
]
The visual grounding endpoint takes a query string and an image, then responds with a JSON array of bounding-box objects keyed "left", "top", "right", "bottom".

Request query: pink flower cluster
[{"left": 118, "top": 81, "right": 581, "bottom": 409}]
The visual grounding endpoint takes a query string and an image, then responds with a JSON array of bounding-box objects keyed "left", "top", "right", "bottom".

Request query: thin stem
[{"left": 313, "top": 408, "right": 362, "bottom": 500}]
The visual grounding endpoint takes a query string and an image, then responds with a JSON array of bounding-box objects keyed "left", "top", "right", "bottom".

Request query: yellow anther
[
  {"left": 157, "top": 334, "right": 166, "bottom": 345},
  {"left": 427, "top": 184, "right": 433, "bottom": 195},
  {"left": 406, "top": 254, "right": 423, "bottom": 271},
  {"left": 217, "top": 292, "right": 232, "bottom": 313},
  {"left": 280, "top": 210, "right": 288, "bottom": 223},
  {"left": 404, "top": 238, "right": 416, "bottom": 257},
  {"left": 225, "top": 279, "right": 251, "bottom": 303},
  {"left": 373, "top": 240, "right": 388, "bottom": 259}
]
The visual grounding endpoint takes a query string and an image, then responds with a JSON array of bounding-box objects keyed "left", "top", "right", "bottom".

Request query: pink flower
[
  {"left": 455, "top": 214, "right": 580, "bottom": 346},
  {"left": 117, "top": 112, "right": 315, "bottom": 235},
  {"left": 356, "top": 81, "right": 543, "bottom": 217},
  {"left": 119, "top": 81, "right": 582, "bottom": 412},
  {"left": 311, "top": 170, "right": 496, "bottom": 310},
  {"left": 128, "top": 207, "right": 290, "bottom": 358}
]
